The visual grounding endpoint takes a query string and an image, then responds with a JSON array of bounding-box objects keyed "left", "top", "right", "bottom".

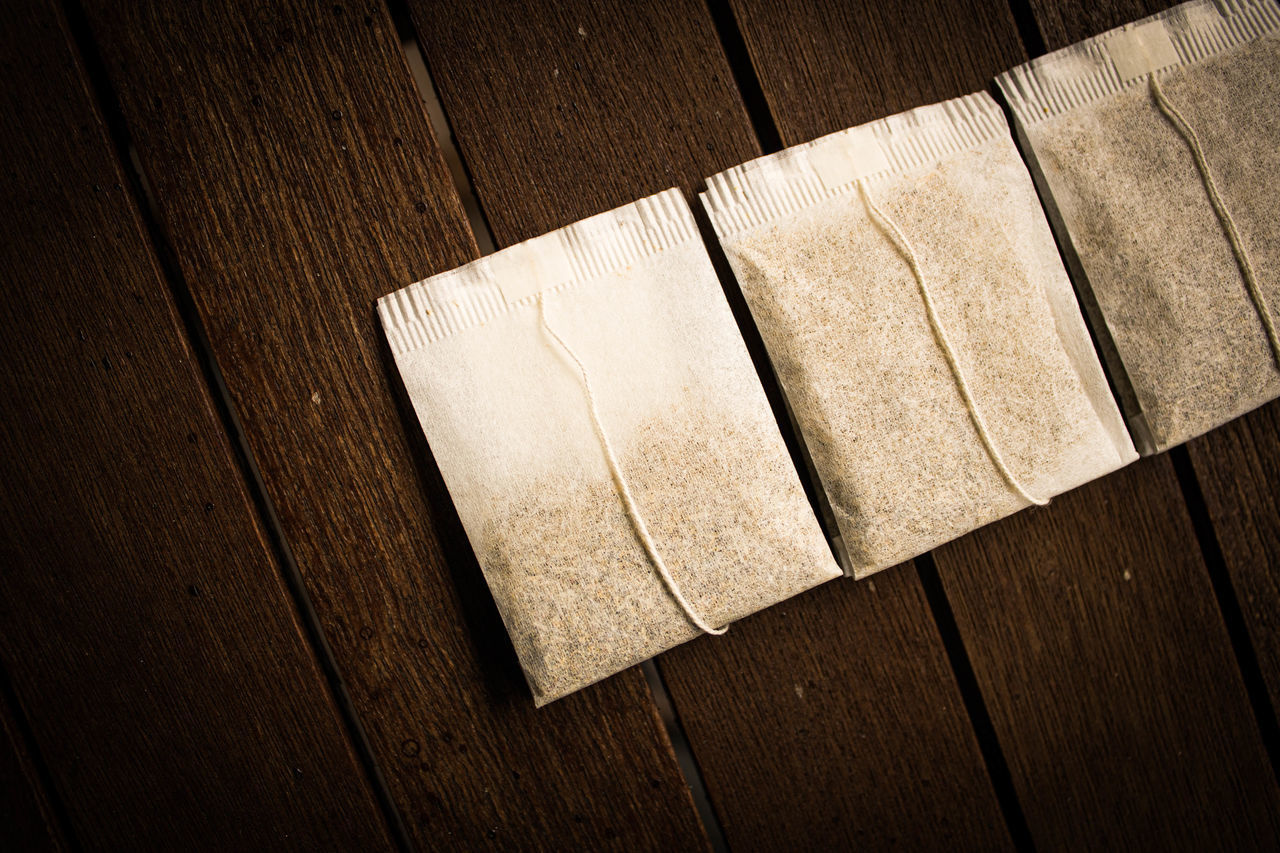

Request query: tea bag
[
  {"left": 702, "top": 92, "right": 1136, "bottom": 578},
  {"left": 998, "top": 0, "right": 1280, "bottom": 453},
  {"left": 379, "top": 189, "right": 839, "bottom": 705}
]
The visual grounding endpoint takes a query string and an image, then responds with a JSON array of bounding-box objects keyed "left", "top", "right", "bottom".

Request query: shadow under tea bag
[
  {"left": 379, "top": 189, "right": 839, "bottom": 705},
  {"left": 702, "top": 92, "right": 1136, "bottom": 579},
  {"left": 998, "top": 0, "right": 1280, "bottom": 454}
]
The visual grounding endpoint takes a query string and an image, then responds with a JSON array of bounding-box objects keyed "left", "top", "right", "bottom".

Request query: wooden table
[{"left": 3, "top": 0, "right": 1278, "bottom": 849}]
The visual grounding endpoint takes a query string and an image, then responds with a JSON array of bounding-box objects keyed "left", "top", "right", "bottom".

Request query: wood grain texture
[
  {"left": 1028, "top": 0, "right": 1280, "bottom": 757},
  {"left": 1189, "top": 402, "right": 1280, "bottom": 713},
  {"left": 409, "top": 0, "right": 1011, "bottom": 848},
  {"left": 1026, "top": 0, "right": 1170, "bottom": 52},
  {"left": 79, "top": 1, "right": 707, "bottom": 849},
  {"left": 660, "top": 575, "right": 1011, "bottom": 850},
  {"left": 937, "top": 459, "right": 1280, "bottom": 850},
  {"left": 0, "top": 1, "right": 394, "bottom": 848},
  {"left": 730, "top": 0, "right": 1280, "bottom": 847},
  {"left": 412, "top": 0, "right": 759, "bottom": 240},
  {"left": 728, "top": 0, "right": 1027, "bottom": 145},
  {"left": 0, "top": 688, "right": 63, "bottom": 852}
]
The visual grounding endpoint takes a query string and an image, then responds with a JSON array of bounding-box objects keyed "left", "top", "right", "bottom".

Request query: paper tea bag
[
  {"left": 702, "top": 92, "right": 1136, "bottom": 578},
  {"left": 998, "top": 0, "right": 1280, "bottom": 454},
  {"left": 379, "top": 189, "right": 839, "bottom": 705}
]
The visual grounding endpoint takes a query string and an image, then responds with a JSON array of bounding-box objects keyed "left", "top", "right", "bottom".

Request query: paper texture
[
  {"left": 703, "top": 92, "right": 1135, "bottom": 577},
  {"left": 380, "top": 189, "right": 839, "bottom": 704},
  {"left": 999, "top": 0, "right": 1280, "bottom": 452}
]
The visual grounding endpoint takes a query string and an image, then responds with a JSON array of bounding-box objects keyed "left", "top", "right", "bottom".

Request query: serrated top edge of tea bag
[
  {"left": 377, "top": 187, "right": 698, "bottom": 355},
  {"left": 996, "top": 0, "right": 1280, "bottom": 128},
  {"left": 699, "top": 91, "right": 1009, "bottom": 239}
]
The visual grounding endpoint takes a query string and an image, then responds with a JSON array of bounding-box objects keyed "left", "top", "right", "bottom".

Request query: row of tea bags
[{"left": 380, "top": 0, "right": 1278, "bottom": 703}]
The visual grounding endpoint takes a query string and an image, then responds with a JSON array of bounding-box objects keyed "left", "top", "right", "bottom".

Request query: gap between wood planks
[
  {"left": 388, "top": 3, "right": 733, "bottom": 846},
  {"left": 1169, "top": 447, "right": 1280, "bottom": 783},
  {"left": 0, "top": 660, "right": 77, "bottom": 852},
  {"left": 57, "top": 0, "right": 413, "bottom": 849}
]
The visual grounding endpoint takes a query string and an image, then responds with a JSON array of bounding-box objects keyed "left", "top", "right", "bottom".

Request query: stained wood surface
[
  {"left": 729, "top": 0, "right": 1280, "bottom": 848},
  {"left": 1190, "top": 404, "right": 1280, "bottom": 712},
  {"left": 409, "top": 0, "right": 754, "bottom": 237},
  {"left": 409, "top": 1, "right": 1010, "bottom": 849},
  {"left": 78, "top": 0, "right": 706, "bottom": 849},
  {"left": 0, "top": 689, "right": 62, "bottom": 852},
  {"left": 5, "top": 0, "right": 1277, "bottom": 847},
  {"left": 660, "top": 575, "right": 1012, "bottom": 850},
  {"left": 729, "top": 0, "right": 1026, "bottom": 143},
  {"left": 0, "top": 0, "right": 393, "bottom": 848},
  {"left": 937, "top": 460, "right": 1280, "bottom": 850},
  {"left": 1026, "top": 0, "right": 1169, "bottom": 51}
]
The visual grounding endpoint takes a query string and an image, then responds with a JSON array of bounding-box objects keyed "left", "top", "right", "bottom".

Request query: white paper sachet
[
  {"left": 998, "top": 0, "right": 1280, "bottom": 453},
  {"left": 379, "top": 189, "right": 839, "bottom": 706},
  {"left": 702, "top": 92, "right": 1136, "bottom": 579}
]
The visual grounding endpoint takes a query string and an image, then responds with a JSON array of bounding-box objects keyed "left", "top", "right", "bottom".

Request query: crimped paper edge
[
  {"left": 699, "top": 91, "right": 1008, "bottom": 238},
  {"left": 997, "top": 0, "right": 1280, "bottom": 127},
  {"left": 377, "top": 188, "right": 699, "bottom": 353}
]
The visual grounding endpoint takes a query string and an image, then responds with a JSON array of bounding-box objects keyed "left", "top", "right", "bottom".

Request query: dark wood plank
[
  {"left": 660, "top": 575, "right": 1010, "bottom": 850},
  {"left": 1026, "top": 0, "right": 1169, "bottom": 53},
  {"left": 413, "top": 0, "right": 752, "bottom": 236},
  {"left": 1028, "top": 0, "right": 1280, "bottom": 761},
  {"left": 1190, "top": 402, "right": 1280, "bottom": 712},
  {"left": 409, "top": 1, "right": 1012, "bottom": 848},
  {"left": 0, "top": 1, "right": 394, "bottom": 848},
  {"left": 79, "top": 1, "right": 707, "bottom": 848},
  {"left": 730, "top": 0, "right": 1280, "bottom": 847},
  {"left": 937, "top": 459, "right": 1280, "bottom": 850},
  {"left": 729, "top": 0, "right": 1026, "bottom": 144},
  {"left": 0, "top": 688, "right": 63, "bottom": 852}
]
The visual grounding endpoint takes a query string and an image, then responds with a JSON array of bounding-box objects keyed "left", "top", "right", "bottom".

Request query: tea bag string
[
  {"left": 1148, "top": 72, "right": 1280, "bottom": 369},
  {"left": 857, "top": 179, "right": 1049, "bottom": 507},
  {"left": 537, "top": 292, "right": 728, "bottom": 636}
]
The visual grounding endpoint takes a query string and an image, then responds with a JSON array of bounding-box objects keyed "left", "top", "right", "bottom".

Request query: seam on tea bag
[
  {"left": 701, "top": 92, "right": 1008, "bottom": 239},
  {"left": 997, "top": 0, "right": 1280, "bottom": 128},
  {"left": 378, "top": 189, "right": 699, "bottom": 353},
  {"left": 1148, "top": 72, "right": 1280, "bottom": 368},
  {"left": 857, "top": 179, "right": 1050, "bottom": 507},
  {"left": 536, "top": 291, "right": 729, "bottom": 636}
]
